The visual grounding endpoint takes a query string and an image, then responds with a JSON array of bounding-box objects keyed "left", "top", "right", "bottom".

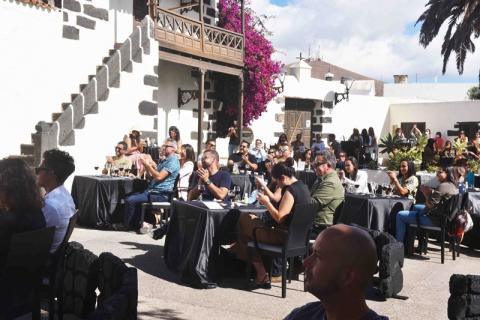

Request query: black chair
[
  {"left": 245, "top": 202, "right": 319, "bottom": 298},
  {"left": 0, "top": 226, "right": 55, "bottom": 320},
  {"left": 46, "top": 211, "right": 79, "bottom": 320},
  {"left": 409, "top": 194, "right": 462, "bottom": 264},
  {"left": 89, "top": 252, "right": 138, "bottom": 320}
]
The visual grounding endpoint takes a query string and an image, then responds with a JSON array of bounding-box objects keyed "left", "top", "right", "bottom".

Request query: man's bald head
[{"left": 304, "top": 224, "right": 378, "bottom": 300}]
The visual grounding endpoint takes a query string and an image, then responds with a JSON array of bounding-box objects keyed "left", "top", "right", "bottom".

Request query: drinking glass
[
  {"left": 113, "top": 165, "right": 119, "bottom": 177},
  {"left": 124, "top": 168, "right": 131, "bottom": 177},
  {"left": 118, "top": 166, "right": 124, "bottom": 176},
  {"left": 233, "top": 185, "right": 241, "bottom": 202},
  {"left": 198, "top": 183, "right": 205, "bottom": 201},
  {"left": 94, "top": 166, "right": 99, "bottom": 175},
  {"left": 370, "top": 182, "right": 377, "bottom": 197}
]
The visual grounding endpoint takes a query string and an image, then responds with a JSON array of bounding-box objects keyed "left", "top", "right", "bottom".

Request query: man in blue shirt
[{"left": 117, "top": 138, "right": 180, "bottom": 232}]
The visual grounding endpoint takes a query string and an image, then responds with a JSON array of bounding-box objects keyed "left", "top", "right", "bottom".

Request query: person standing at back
[{"left": 36, "top": 149, "right": 76, "bottom": 253}]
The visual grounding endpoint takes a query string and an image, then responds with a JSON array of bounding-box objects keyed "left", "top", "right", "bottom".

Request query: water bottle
[{"left": 243, "top": 192, "right": 249, "bottom": 205}]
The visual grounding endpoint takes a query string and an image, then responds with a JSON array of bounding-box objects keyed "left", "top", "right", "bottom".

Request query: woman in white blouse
[
  {"left": 339, "top": 156, "right": 369, "bottom": 193},
  {"left": 177, "top": 144, "right": 195, "bottom": 200}
]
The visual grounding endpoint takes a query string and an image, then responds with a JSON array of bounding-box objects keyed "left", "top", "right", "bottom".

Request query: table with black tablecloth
[
  {"left": 71, "top": 175, "right": 148, "bottom": 228},
  {"left": 338, "top": 193, "right": 414, "bottom": 233},
  {"left": 164, "top": 200, "right": 266, "bottom": 288},
  {"left": 295, "top": 170, "right": 317, "bottom": 189}
]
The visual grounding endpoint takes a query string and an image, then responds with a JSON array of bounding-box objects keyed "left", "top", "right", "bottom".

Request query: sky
[{"left": 250, "top": 0, "right": 480, "bottom": 84}]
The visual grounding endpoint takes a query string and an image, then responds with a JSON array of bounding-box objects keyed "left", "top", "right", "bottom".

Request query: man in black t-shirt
[
  {"left": 189, "top": 149, "right": 231, "bottom": 202},
  {"left": 228, "top": 140, "right": 258, "bottom": 172},
  {"left": 284, "top": 224, "right": 388, "bottom": 320}
]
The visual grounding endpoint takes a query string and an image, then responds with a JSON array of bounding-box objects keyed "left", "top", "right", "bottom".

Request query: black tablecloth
[
  {"left": 71, "top": 175, "right": 148, "bottom": 228},
  {"left": 164, "top": 201, "right": 266, "bottom": 288},
  {"left": 338, "top": 194, "right": 413, "bottom": 233},
  {"left": 295, "top": 170, "right": 317, "bottom": 189},
  {"left": 231, "top": 174, "right": 254, "bottom": 196}
]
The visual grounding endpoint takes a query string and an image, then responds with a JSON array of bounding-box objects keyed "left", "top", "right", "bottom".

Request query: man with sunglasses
[
  {"left": 36, "top": 149, "right": 76, "bottom": 253},
  {"left": 117, "top": 138, "right": 180, "bottom": 232},
  {"left": 310, "top": 150, "right": 344, "bottom": 233},
  {"left": 104, "top": 141, "right": 132, "bottom": 172},
  {"left": 228, "top": 140, "right": 258, "bottom": 172}
]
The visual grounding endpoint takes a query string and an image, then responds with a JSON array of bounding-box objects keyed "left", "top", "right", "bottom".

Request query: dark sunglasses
[{"left": 314, "top": 161, "right": 328, "bottom": 167}]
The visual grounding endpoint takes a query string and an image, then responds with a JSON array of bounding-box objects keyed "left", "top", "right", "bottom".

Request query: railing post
[
  {"left": 197, "top": 69, "right": 206, "bottom": 154},
  {"left": 238, "top": 73, "right": 244, "bottom": 139}
]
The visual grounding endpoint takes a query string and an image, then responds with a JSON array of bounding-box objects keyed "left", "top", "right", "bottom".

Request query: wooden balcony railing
[{"left": 154, "top": 8, "right": 244, "bottom": 67}]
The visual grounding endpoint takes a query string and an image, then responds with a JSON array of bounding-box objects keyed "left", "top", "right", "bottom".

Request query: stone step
[
  {"left": 52, "top": 112, "right": 62, "bottom": 122},
  {"left": 20, "top": 144, "right": 34, "bottom": 156}
]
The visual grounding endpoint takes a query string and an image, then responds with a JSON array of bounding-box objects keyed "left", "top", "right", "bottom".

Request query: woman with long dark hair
[
  {"left": 387, "top": 160, "right": 418, "bottom": 200},
  {"left": 231, "top": 160, "right": 310, "bottom": 288},
  {"left": 168, "top": 126, "right": 182, "bottom": 150},
  {"left": 339, "top": 157, "right": 368, "bottom": 193},
  {"left": 177, "top": 144, "right": 195, "bottom": 200},
  {"left": 0, "top": 158, "right": 46, "bottom": 268}
]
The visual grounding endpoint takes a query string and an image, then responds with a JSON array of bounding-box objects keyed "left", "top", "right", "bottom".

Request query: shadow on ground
[
  {"left": 138, "top": 308, "right": 188, "bottom": 320},
  {"left": 120, "top": 241, "right": 178, "bottom": 284}
]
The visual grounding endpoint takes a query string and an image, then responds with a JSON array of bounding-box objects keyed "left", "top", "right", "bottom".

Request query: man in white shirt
[{"left": 36, "top": 149, "right": 76, "bottom": 253}]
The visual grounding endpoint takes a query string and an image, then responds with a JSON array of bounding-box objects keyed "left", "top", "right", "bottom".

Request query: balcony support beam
[{"left": 197, "top": 68, "right": 206, "bottom": 154}]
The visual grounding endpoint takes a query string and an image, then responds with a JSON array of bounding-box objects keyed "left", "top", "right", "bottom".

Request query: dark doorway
[{"left": 284, "top": 98, "right": 315, "bottom": 147}]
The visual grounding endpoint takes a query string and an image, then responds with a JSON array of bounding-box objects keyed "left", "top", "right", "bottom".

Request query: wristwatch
[{"left": 205, "top": 179, "right": 213, "bottom": 186}]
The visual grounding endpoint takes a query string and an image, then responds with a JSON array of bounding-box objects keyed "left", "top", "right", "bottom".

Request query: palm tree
[{"left": 416, "top": 0, "right": 480, "bottom": 80}]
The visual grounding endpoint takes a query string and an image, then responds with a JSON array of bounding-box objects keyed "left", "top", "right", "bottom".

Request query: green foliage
[
  {"left": 468, "top": 159, "right": 480, "bottom": 173},
  {"left": 426, "top": 163, "right": 439, "bottom": 173},
  {"left": 468, "top": 86, "right": 480, "bottom": 100},
  {"left": 453, "top": 139, "right": 468, "bottom": 155},
  {"left": 378, "top": 133, "right": 402, "bottom": 154}
]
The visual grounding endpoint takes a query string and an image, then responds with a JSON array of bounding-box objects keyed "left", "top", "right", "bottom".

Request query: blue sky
[{"left": 251, "top": 0, "right": 480, "bottom": 84}]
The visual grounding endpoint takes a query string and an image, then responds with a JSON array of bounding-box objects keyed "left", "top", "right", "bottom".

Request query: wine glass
[
  {"left": 233, "top": 185, "right": 241, "bottom": 202},
  {"left": 124, "top": 168, "right": 131, "bottom": 177},
  {"left": 113, "top": 165, "right": 119, "bottom": 177},
  {"left": 198, "top": 183, "right": 205, "bottom": 201},
  {"left": 118, "top": 166, "right": 124, "bottom": 176},
  {"left": 94, "top": 166, "right": 99, "bottom": 175}
]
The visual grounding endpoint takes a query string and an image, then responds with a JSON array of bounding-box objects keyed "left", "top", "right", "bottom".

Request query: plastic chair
[
  {"left": 0, "top": 226, "right": 55, "bottom": 320},
  {"left": 245, "top": 202, "right": 319, "bottom": 298}
]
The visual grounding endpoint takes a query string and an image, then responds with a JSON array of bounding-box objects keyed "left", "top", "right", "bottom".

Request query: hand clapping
[{"left": 197, "top": 168, "right": 210, "bottom": 183}]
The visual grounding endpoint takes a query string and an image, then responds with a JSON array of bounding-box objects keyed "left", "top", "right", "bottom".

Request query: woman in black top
[
  {"left": 232, "top": 160, "right": 310, "bottom": 287},
  {"left": 0, "top": 158, "right": 46, "bottom": 269}
]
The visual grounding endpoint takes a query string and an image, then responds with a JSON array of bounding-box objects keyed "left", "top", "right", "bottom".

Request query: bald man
[{"left": 284, "top": 224, "right": 388, "bottom": 320}]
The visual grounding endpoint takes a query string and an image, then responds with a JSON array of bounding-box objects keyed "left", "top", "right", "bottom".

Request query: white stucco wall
[
  {"left": 62, "top": 38, "right": 159, "bottom": 190},
  {"left": 249, "top": 97, "right": 285, "bottom": 147},
  {"left": 389, "top": 101, "right": 480, "bottom": 139},
  {"left": 0, "top": 0, "right": 133, "bottom": 158},
  {"left": 384, "top": 83, "right": 476, "bottom": 101},
  {"left": 323, "top": 95, "right": 391, "bottom": 141}
]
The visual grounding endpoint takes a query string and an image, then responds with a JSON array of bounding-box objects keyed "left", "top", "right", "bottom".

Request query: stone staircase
[{"left": 20, "top": 16, "right": 154, "bottom": 166}]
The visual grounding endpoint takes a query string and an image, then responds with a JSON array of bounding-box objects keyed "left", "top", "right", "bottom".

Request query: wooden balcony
[{"left": 154, "top": 8, "right": 244, "bottom": 67}]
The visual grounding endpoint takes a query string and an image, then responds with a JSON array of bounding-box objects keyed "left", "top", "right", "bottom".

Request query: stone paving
[{"left": 71, "top": 227, "right": 480, "bottom": 320}]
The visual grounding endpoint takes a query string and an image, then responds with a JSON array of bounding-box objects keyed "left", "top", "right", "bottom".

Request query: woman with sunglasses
[{"left": 395, "top": 167, "right": 459, "bottom": 243}]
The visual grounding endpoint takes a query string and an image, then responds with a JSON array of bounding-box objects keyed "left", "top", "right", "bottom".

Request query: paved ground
[{"left": 71, "top": 227, "right": 480, "bottom": 320}]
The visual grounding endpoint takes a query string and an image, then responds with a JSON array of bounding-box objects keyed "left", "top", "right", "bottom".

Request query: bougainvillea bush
[{"left": 217, "top": 0, "right": 281, "bottom": 125}]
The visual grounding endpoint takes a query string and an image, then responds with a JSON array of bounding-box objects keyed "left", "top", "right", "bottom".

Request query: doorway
[{"left": 284, "top": 98, "right": 315, "bottom": 148}]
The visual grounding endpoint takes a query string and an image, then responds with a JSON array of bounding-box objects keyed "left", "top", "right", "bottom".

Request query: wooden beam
[
  {"left": 158, "top": 50, "right": 243, "bottom": 77},
  {"left": 167, "top": 3, "right": 199, "bottom": 11},
  {"left": 238, "top": 74, "right": 244, "bottom": 140},
  {"left": 241, "top": 0, "right": 245, "bottom": 35},
  {"left": 197, "top": 69, "right": 206, "bottom": 154}
]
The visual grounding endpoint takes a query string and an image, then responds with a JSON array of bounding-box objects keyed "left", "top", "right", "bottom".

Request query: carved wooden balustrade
[{"left": 154, "top": 8, "right": 244, "bottom": 66}]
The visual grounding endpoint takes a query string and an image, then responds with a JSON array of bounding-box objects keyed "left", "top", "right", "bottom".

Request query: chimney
[
  {"left": 324, "top": 72, "right": 334, "bottom": 81},
  {"left": 393, "top": 75, "right": 408, "bottom": 84}
]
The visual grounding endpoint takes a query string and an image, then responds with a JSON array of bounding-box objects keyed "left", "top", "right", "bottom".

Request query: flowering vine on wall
[{"left": 217, "top": 0, "right": 281, "bottom": 125}]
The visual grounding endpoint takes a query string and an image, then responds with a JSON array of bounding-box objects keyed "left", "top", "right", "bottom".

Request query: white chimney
[{"left": 289, "top": 60, "right": 312, "bottom": 83}]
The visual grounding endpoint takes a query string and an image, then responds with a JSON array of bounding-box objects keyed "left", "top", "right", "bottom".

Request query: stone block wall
[{"left": 62, "top": 0, "right": 109, "bottom": 40}]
